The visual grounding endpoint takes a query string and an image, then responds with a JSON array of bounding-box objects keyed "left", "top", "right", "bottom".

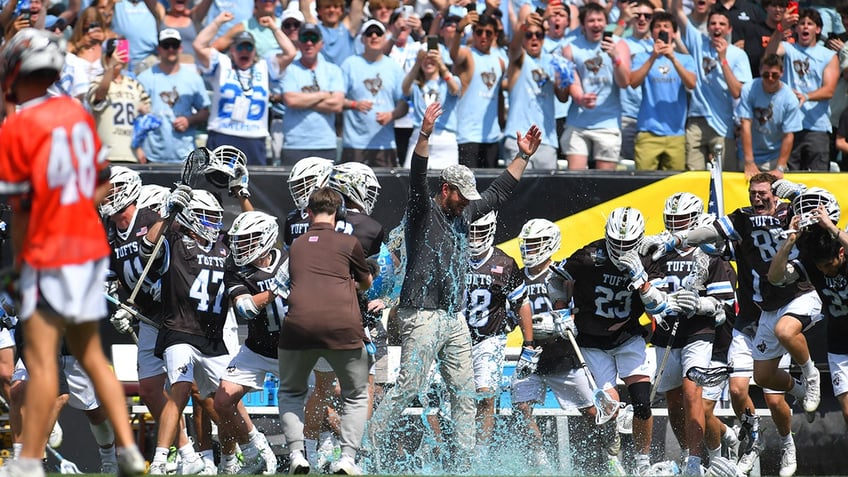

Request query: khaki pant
[
  {"left": 634, "top": 132, "right": 685, "bottom": 171},
  {"left": 685, "top": 117, "right": 739, "bottom": 171}
]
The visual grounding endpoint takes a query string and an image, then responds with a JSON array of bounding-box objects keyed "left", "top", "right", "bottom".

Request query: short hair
[
  {"left": 762, "top": 0, "right": 788, "bottom": 9},
  {"left": 650, "top": 11, "right": 677, "bottom": 32},
  {"left": 316, "top": 0, "right": 344, "bottom": 7},
  {"left": 632, "top": 0, "right": 654, "bottom": 11},
  {"left": 368, "top": 0, "right": 400, "bottom": 10},
  {"left": 803, "top": 227, "right": 842, "bottom": 264},
  {"left": 578, "top": 3, "right": 607, "bottom": 25},
  {"left": 749, "top": 172, "right": 777, "bottom": 187},
  {"left": 799, "top": 8, "right": 823, "bottom": 28},
  {"left": 760, "top": 53, "right": 784, "bottom": 70},
  {"left": 476, "top": 14, "right": 499, "bottom": 30},
  {"left": 707, "top": 8, "right": 732, "bottom": 24},
  {"left": 307, "top": 187, "right": 342, "bottom": 216}
]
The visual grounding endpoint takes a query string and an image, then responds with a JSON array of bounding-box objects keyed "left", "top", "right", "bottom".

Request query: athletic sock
[{"left": 800, "top": 359, "right": 816, "bottom": 379}]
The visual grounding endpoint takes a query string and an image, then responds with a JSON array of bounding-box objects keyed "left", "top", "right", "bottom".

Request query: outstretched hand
[
  {"left": 420, "top": 101, "right": 443, "bottom": 134},
  {"left": 517, "top": 124, "right": 542, "bottom": 156}
]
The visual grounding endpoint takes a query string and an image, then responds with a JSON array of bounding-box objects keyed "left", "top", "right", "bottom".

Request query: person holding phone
[
  {"left": 620, "top": 0, "right": 657, "bottom": 163},
  {"left": 735, "top": 0, "right": 793, "bottom": 78},
  {"left": 629, "top": 12, "right": 696, "bottom": 171}
]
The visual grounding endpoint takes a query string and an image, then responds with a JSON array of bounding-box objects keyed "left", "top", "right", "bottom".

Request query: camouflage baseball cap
[{"left": 441, "top": 164, "right": 481, "bottom": 200}]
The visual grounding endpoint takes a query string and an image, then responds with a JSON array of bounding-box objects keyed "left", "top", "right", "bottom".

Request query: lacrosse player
[{"left": 284, "top": 157, "right": 334, "bottom": 248}]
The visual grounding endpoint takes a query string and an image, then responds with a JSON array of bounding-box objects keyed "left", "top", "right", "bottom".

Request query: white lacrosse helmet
[
  {"left": 468, "top": 211, "right": 497, "bottom": 256},
  {"left": 228, "top": 211, "right": 279, "bottom": 267},
  {"left": 99, "top": 166, "right": 142, "bottom": 217},
  {"left": 288, "top": 157, "right": 334, "bottom": 210},
  {"left": 519, "top": 219, "right": 561, "bottom": 268},
  {"left": 204, "top": 145, "right": 247, "bottom": 188},
  {"left": 137, "top": 184, "right": 171, "bottom": 217},
  {"left": 706, "top": 457, "right": 743, "bottom": 477},
  {"left": 605, "top": 207, "right": 645, "bottom": 265},
  {"left": 1, "top": 28, "right": 66, "bottom": 92},
  {"left": 328, "top": 162, "right": 381, "bottom": 215},
  {"left": 663, "top": 192, "right": 704, "bottom": 233},
  {"left": 791, "top": 187, "right": 840, "bottom": 229},
  {"left": 177, "top": 189, "right": 224, "bottom": 244}
]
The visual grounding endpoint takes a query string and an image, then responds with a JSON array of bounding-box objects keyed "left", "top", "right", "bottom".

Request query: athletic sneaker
[
  {"left": 101, "top": 460, "right": 117, "bottom": 474},
  {"left": 147, "top": 462, "right": 170, "bottom": 475},
  {"left": 737, "top": 445, "right": 759, "bottom": 476},
  {"left": 256, "top": 434, "right": 278, "bottom": 474},
  {"left": 779, "top": 440, "right": 797, "bottom": 477},
  {"left": 219, "top": 459, "right": 242, "bottom": 475},
  {"left": 635, "top": 456, "right": 652, "bottom": 476},
  {"left": 117, "top": 446, "right": 146, "bottom": 477},
  {"left": 608, "top": 456, "right": 626, "bottom": 476},
  {"left": 178, "top": 453, "right": 206, "bottom": 475},
  {"left": 802, "top": 367, "right": 821, "bottom": 413},
  {"left": 329, "top": 454, "right": 361, "bottom": 475},
  {"left": 289, "top": 451, "right": 310, "bottom": 475},
  {"left": 48, "top": 422, "right": 63, "bottom": 449},
  {"left": 0, "top": 459, "right": 46, "bottom": 477},
  {"left": 239, "top": 453, "right": 267, "bottom": 475}
]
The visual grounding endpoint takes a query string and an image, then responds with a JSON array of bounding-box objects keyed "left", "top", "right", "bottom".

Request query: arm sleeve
[{"left": 466, "top": 169, "right": 520, "bottom": 221}]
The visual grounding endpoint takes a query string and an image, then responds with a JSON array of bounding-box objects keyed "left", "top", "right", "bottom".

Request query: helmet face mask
[
  {"left": 137, "top": 184, "right": 170, "bottom": 217},
  {"left": 228, "top": 211, "right": 279, "bottom": 267},
  {"left": 791, "top": 187, "right": 840, "bottom": 230},
  {"left": 605, "top": 207, "right": 645, "bottom": 266},
  {"left": 328, "top": 162, "right": 381, "bottom": 215},
  {"left": 177, "top": 190, "right": 224, "bottom": 245},
  {"left": 663, "top": 192, "right": 704, "bottom": 233},
  {"left": 100, "top": 166, "right": 142, "bottom": 217},
  {"left": 288, "top": 157, "right": 334, "bottom": 210},
  {"left": 468, "top": 211, "right": 497, "bottom": 256},
  {"left": 519, "top": 218, "right": 561, "bottom": 268},
  {"left": 205, "top": 146, "right": 247, "bottom": 188}
]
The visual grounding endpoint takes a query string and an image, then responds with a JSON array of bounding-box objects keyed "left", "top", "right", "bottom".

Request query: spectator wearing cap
[
  {"left": 212, "top": 0, "right": 284, "bottom": 57},
  {"left": 136, "top": 28, "right": 210, "bottom": 163},
  {"left": 88, "top": 37, "right": 152, "bottom": 163},
  {"left": 280, "top": 8, "right": 306, "bottom": 43},
  {"left": 111, "top": 0, "right": 158, "bottom": 73},
  {"left": 64, "top": 6, "right": 106, "bottom": 101},
  {"left": 367, "top": 102, "right": 542, "bottom": 472},
  {"left": 450, "top": 11, "right": 506, "bottom": 168},
  {"left": 279, "top": 23, "right": 345, "bottom": 164},
  {"left": 267, "top": 8, "right": 306, "bottom": 165},
  {"left": 300, "top": 0, "right": 365, "bottom": 65},
  {"left": 142, "top": 0, "right": 207, "bottom": 62},
  {"left": 339, "top": 19, "right": 408, "bottom": 167},
  {"left": 195, "top": 11, "right": 297, "bottom": 165}
]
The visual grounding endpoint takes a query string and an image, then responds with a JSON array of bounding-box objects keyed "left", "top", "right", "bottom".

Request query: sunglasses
[
  {"left": 299, "top": 33, "right": 321, "bottom": 43},
  {"left": 159, "top": 40, "right": 181, "bottom": 50},
  {"left": 364, "top": 27, "right": 384, "bottom": 37},
  {"left": 474, "top": 28, "right": 495, "bottom": 37},
  {"left": 524, "top": 30, "right": 545, "bottom": 40},
  {"left": 236, "top": 43, "right": 255, "bottom": 52},
  {"left": 282, "top": 21, "right": 301, "bottom": 29},
  {"left": 84, "top": 22, "right": 102, "bottom": 32},
  {"left": 761, "top": 71, "right": 782, "bottom": 79},
  {"left": 635, "top": 12, "right": 653, "bottom": 20}
]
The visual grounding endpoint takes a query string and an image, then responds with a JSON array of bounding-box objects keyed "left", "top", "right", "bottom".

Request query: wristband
[
  {"left": 617, "top": 19, "right": 626, "bottom": 26},
  {"left": 721, "top": 58, "right": 729, "bottom": 66},
  {"left": 776, "top": 164, "right": 787, "bottom": 172},
  {"left": 351, "top": 100, "right": 358, "bottom": 109},
  {"left": 443, "top": 74, "right": 452, "bottom": 82},
  {"left": 419, "top": 130, "right": 431, "bottom": 139},
  {"left": 613, "top": 57, "right": 623, "bottom": 66},
  {"left": 518, "top": 151, "right": 531, "bottom": 161},
  {"left": 802, "top": 93, "right": 809, "bottom": 102},
  {"left": 523, "top": 340, "right": 535, "bottom": 347}
]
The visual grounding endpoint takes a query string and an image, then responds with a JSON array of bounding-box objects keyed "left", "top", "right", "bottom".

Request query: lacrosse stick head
[
  {"left": 59, "top": 459, "right": 82, "bottom": 474},
  {"left": 182, "top": 147, "right": 212, "bottom": 188},
  {"left": 616, "top": 403, "right": 634, "bottom": 434},
  {"left": 681, "top": 248, "right": 711, "bottom": 291},
  {"left": 686, "top": 365, "right": 732, "bottom": 387},
  {"left": 593, "top": 388, "right": 621, "bottom": 425}
]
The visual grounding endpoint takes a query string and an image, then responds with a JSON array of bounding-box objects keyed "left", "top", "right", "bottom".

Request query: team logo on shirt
[
  {"left": 702, "top": 56, "right": 718, "bottom": 75},
  {"left": 835, "top": 375, "right": 841, "bottom": 387},
  {"left": 424, "top": 88, "right": 440, "bottom": 106},
  {"left": 363, "top": 74, "right": 383, "bottom": 95},
  {"left": 481, "top": 68, "right": 498, "bottom": 89},
  {"left": 159, "top": 86, "right": 180, "bottom": 108},
  {"left": 756, "top": 340, "right": 767, "bottom": 354},
  {"left": 584, "top": 52, "right": 604, "bottom": 74},
  {"left": 793, "top": 58, "right": 810, "bottom": 78},
  {"left": 301, "top": 72, "right": 321, "bottom": 93},
  {"left": 658, "top": 65, "right": 670, "bottom": 75},
  {"left": 753, "top": 103, "right": 773, "bottom": 125},
  {"left": 532, "top": 68, "right": 550, "bottom": 88}
]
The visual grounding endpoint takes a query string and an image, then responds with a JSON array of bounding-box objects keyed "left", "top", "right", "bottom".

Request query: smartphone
[
  {"left": 603, "top": 30, "right": 613, "bottom": 41},
  {"left": 535, "top": 6, "right": 546, "bottom": 17},
  {"left": 15, "top": 0, "right": 31, "bottom": 24},
  {"left": 427, "top": 35, "right": 439, "bottom": 50},
  {"left": 466, "top": 4, "right": 476, "bottom": 14},
  {"left": 658, "top": 30, "right": 669, "bottom": 43},
  {"left": 115, "top": 39, "right": 130, "bottom": 60},
  {"left": 402, "top": 5, "right": 414, "bottom": 19},
  {"left": 787, "top": 0, "right": 798, "bottom": 15}
]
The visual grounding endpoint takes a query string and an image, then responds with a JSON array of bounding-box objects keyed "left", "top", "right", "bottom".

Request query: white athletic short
[
  {"left": 223, "top": 346, "right": 278, "bottom": 391},
  {"left": 753, "top": 291, "right": 822, "bottom": 361},
  {"left": 472, "top": 335, "right": 507, "bottom": 393},
  {"left": 163, "top": 343, "right": 230, "bottom": 398},
  {"left": 828, "top": 352, "right": 848, "bottom": 397},
  {"left": 223, "top": 309, "right": 240, "bottom": 357},
  {"left": 61, "top": 355, "right": 100, "bottom": 411},
  {"left": 0, "top": 327, "right": 14, "bottom": 349},
  {"left": 19, "top": 258, "right": 109, "bottom": 323},
  {"left": 655, "top": 340, "right": 712, "bottom": 393},
  {"left": 563, "top": 126, "right": 622, "bottom": 164},
  {"left": 727, "top": 330, "right": 790, "bottom": 395},
  {"left": 582, "top": 336, "right": 653, "bottom": 390},
  {"left": 137, "top": 320, "right": 166, "bottom": 380},
  {"left": 702, "top": 359, "right": 729, "bottom": 402},
  {"left": 511, "top": 367, "right": 594, "bottom": 410}
]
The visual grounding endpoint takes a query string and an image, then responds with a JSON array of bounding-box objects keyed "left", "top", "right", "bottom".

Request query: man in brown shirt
[{"left": 277, "top": 187, "right": 372, "bottom": 475}]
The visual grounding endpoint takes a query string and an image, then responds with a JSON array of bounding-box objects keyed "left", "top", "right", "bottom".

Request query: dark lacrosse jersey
[
  {"left": 523, "top": 265, "right": 579, "bottom": 374},
  {"left": 283, "top": 208, "right": 311, "bottom": 248},
  {"left": 106, "top": 207, "right": 166, "bottom": 323},
  {"left": 797, "top": 256, "right": 848, "bottom": 355},
  {"left": 225, "top": 248, "right": 289, "bottom": 359},
  {"left": 156, "top": 230, "right": 230, "bottom": 358},
  {"left": 464, "top": 247, "right": 525, "bottom": 344},
  {"left": 563, "top": 239, "right": 648, "bottom": 350},
  {"left": 649, "top": 249, "right": 736, "bottom": 348},
  {"left": 716, "top": 203, "right": 814, "bottom": 312},
  {"left": 336, "top": 210, "right": 385, "bottom": 258}
]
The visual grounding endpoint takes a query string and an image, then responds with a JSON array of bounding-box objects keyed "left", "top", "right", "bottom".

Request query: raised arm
[
  {"left": 194, "top": 11, "right": 233, "bottom": 69},
  {"left": 143, "top": 0, "right": 166, "bottom": 26},
  {"left": 263, "top": 16, "right": 297, "bottom": 71},
  {"left": 344, "top": 0, "right": 365, "bottom": 36}
]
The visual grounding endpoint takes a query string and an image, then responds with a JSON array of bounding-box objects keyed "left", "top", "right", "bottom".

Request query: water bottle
[{"left": 263, "top": 373, "right": 278, "bottom": 407}]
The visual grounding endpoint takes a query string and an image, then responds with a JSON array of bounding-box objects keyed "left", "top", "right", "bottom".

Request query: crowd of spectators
[{"left": 2, "top": 0, "right": 848, "bottom": 174}]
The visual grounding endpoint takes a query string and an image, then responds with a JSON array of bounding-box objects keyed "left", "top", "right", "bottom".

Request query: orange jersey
[{"left": 0, "top": 96, "right": 110, "bottom": 269}]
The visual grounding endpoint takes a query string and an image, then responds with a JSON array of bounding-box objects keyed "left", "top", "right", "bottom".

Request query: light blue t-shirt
[
  {"left": 136, "top": 65, "right": 211, "bottom": 163},
  {"left": 410, "top": 76, "right": 459, "bottom": 133},
  {"left": 736, "top": 80, "right": 802, "bottom": 163},
  {"left": 621, "top": 36, "right": 654, "bottom": 119},
  {"left": 280, "top": 59, "right": 345, "bottom": 150},
  {"left": 456, "top": 47, "right": 504, "bottom": 144},
  {"left": 319, "top": 23, "right": 356, "bottom": 66},
  {"left": 340, "top": 54, "right": 405, "bottom": 150},
  {"left": 682, "top": 21, "right": 753, "bottom": 137},
  {"left": 632, "top": 51, "right": 696, "bottom": 136},
  {"left": 111, "top": 0, "right": 158, "bottom": 70},
  {"left": 780, "top": 41, "right": 836, "bottom": 133},
  {"left": 543, "top": 32, "right": 575, "bottom": 120},
  {"left": 242, "top": 17, "right": 280, "bottom": 59},
  {"left": 504, "top": 52, "right": 559, "bottom": 147},
  {"left": 204, "top": 0, "right": 253, "bottom": 39},
  {"left": 567, "top": 33, "right": 624, "bottom": 129}
]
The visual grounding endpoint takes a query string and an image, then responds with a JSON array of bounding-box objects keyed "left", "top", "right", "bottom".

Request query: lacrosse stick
[
  {"left": 126, "top": 147, "right": 210, "bottom": 307},
  {"left": 685, "top": 365, "right": 755, "bottom": 387},
  {"left": 650, "top": 248, "right": 711, "bottom": 401},
  {"left": 45, "top": 444, "right": 83, "bottom": 474},
  {"left": 563, "top": 328, "right": 621, "bottom": 424}
]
